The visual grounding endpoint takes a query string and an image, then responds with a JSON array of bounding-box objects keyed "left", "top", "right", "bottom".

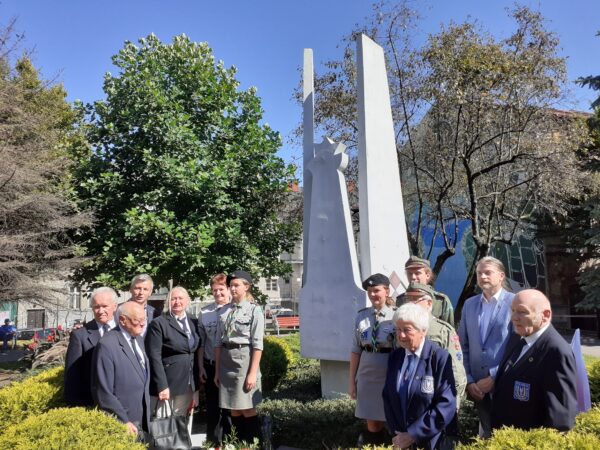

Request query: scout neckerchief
[{"left": 371, "top": 309, "right": 381, "bottom": 348}]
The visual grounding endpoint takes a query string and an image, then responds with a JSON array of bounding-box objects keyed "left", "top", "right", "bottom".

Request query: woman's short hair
[
  {"left": 210, "top": 273, "right": 227, "bottom": 287},
  {"left": 392, "top": 303, "right": 429, "bottom": 332}
]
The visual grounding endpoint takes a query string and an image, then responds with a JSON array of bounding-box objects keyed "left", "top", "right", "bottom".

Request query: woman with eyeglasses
[
  {"left": 214, "top": 271, "right": 264, "bottom": 444},
  {"left": 383, "top": 303, "right": 457, "bottom": 450}
]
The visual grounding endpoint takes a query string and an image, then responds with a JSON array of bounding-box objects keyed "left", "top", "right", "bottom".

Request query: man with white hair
[
  {"left": 65, "top": 286, "right": 118, "bottom": 406},
  {"left": 491, "top": 289, "right": 577, "bottom": 431}
]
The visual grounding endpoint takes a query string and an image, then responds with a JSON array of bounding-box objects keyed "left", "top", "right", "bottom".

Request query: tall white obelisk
[{"left": 356, "top": 34, "right": 410, "bottom": 299}]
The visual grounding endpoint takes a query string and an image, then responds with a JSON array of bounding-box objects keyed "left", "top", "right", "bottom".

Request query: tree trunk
[
  {"left": 454, "top": 244, "right": 489, "bottom": 321},
  {"left": 431, "top": 248, "right": 456, "bottom": 283}
]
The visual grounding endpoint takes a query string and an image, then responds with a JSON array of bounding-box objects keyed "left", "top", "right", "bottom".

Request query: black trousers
[{"left": 204, "top": 358, "right": 231, "bottom": 443}]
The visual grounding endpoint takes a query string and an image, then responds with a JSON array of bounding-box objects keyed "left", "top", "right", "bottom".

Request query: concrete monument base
[{"left": 320, "top": 359, "right": 349, "bottom": 399}]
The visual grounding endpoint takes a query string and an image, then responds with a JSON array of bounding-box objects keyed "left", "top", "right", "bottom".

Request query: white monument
[
  {"left": 300, "top": 35, "right": 410, "bottom": 398},
  {"left": 357, "top": 34, "right": 410, "bottom": 298}
]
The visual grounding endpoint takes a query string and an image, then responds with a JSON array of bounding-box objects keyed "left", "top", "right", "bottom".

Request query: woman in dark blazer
[
  {"left": 383, "top": 303, "right": 457, "bottom": 450},
  {"left": 145, "top": 286, "right": 200, "bottom": 431}
]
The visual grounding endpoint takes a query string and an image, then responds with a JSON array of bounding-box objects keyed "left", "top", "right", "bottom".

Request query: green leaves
[{"left": 72, "top": 34, "right": 300, "bottom": 294}]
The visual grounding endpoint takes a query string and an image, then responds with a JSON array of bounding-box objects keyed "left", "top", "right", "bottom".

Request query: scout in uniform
[
  {"left": 401, "top": 282, "right": 467, "bottom": 409},
  {"left": 198, "top": 273, "right": 232, "bottom": 444},
  {"left": 399, "top": 256, "right": 455, "bottom": 327},
  {"left": 349, "top": 273, "right": 396, "bottom": 447},
  {"left": 214, "top": 271, "right": 264, "bottom": 444}
]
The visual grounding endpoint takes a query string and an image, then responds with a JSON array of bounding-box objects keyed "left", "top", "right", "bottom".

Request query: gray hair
[
  {"left": 130, "top": 274, "right": 154, "bottom": 290},
  {"left": 90, "top": 287, "right": 118, "bottom": 305},
  {"left": 476, "top": 256, "right": 506, "bottom": 274},
  {"left": 393, "top": 303, "right": 430, "bottom": 332}
]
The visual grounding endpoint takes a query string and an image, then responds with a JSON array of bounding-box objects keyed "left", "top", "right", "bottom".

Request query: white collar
[
  {"left": 406, "top": 337, "right": 426, "bottom": 359},
  {"left": 523, "top": 323, "right": 550, "bottom": 346},
  {"left": 481, "top": 287, "right": 503, "bottom": 303}
]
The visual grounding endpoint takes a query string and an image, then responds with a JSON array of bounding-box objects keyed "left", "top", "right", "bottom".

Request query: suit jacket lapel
[
  {"left": 116, "top": 330, "right": 146, "bottom": 381},
  {"left": 166, "top": 314, "right": 189, "bottom": 339},
  {"left": 510, "top": 325, "right": 552, "bottom": 375},
  {"left": 85, "top": 321, "right": 100, "bottom": 347},
  {"left": 407, "top": 340, "right": 431, "bottom": 408}
]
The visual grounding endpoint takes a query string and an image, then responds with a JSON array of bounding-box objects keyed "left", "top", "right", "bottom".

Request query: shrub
[
  {"left": 0, "top": 365, "right": 64, "bottom": 433},
  {"left": 574, "top": 405, "right": 600, "bottom": 435},
  {"left": 457, "top": 399, "right": 479, "bottom": 444},
  {"left": 261, "top": 336, "right": 295, "bottom": 393},
  {"left": 267, "top": 357, "right": 322, "bottom": 402},
  {"left": 258, "top": 396, "right": 363, "bottom": 449},
  {"left": 587, "top": 360, "right": 600, "bottom": 405},
  {"left": 0, "top": 407, "right": 145, "bottom": 449},
  {"left": 456, "top": 427, "right": 600, "bottom": 449}
]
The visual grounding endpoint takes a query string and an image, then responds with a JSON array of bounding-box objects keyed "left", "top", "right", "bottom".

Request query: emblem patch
[
  {"left": 360, "top": 330, "right": 368, "bottom": 340},
  {"left": 421, "top": 376, "right": 434, "bottom": 394},
  {"left": 513, "top": 381, "right": 530, "bottom": 401}
]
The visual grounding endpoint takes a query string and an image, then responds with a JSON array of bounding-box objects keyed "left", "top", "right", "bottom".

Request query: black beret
[
  {"left": 361, "top": 273, "right": 390, "bottom": 290},
  {"left": 226, "top": 270, "right": 253, "bottom": 286}
]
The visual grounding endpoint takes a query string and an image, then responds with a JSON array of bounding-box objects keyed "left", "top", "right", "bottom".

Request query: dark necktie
[
  {"left": 371, "top": 314, "right": 380, "bottom": 349},
  {"left": 400, "top": 354, "right": 416, "bottom": 412},
  {"left": 500, "top": 338, "right": 527, "bottom": 377},
  {"left": 178, "top": 317, "right": 195, "bottom": 350},
  {"left": 102, "top": 324, "right": 110, "bottom": 335},
  {"left": 130, "top": 337, "right": 146, "bottom": 371}
]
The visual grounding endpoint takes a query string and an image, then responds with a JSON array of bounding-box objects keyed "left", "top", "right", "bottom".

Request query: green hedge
[
  {"left": 456, "top": 426, "right": 600, "bottom": 450},
  {"left": 587, "top": 360, "right": 600, "bottom": 405},
  {"left": 260, "top": 336, "right": 295, "bottom": 393},
  {"left": 0, "top": 365, "right": 64, "bottom": 433},
  {"left": 574, "top": 405, "right": 600, "bottom": 435},
  {"left": 0, "top": 407, "right": 145, "bottom": 449},
  {"left": 258, "top": 396, "right": 363, "bottom": 449}
]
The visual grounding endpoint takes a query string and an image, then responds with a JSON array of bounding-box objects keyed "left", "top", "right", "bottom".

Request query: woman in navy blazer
[{"left": 383, "top": 303, "right": 457, "bottom": 450}]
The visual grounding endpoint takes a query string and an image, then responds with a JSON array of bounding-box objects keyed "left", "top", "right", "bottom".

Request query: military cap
[
  {"left": 361, "top": 273, "right": 390, "bottom": 290},
  {"left": 405, "top": 256, "right": 431, "bottom": 269},
  {"left": 226, "top": 270, "right": 253, "bottom": 286},
  {"left": 403, "top": 282, "right": 436, "bottom": 300}
]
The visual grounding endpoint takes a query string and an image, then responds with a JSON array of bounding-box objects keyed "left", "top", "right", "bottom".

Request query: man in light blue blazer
[{"left": 458, "top": 256, "right": 514, "bottom": 438}]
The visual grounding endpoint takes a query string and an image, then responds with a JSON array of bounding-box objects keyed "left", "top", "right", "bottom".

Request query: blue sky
[{"left": 2, "top": 0, "right": 599, "bottom": 164}]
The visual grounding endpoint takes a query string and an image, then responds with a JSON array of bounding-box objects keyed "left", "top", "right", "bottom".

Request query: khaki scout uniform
[
  {"left": 427, "top": 315, "right": 466, "bottom": 408},
  {"left": 215, "top": 299, "right": 264, "bottom": 410},
  {"left": 432, "top": 291, "right": 455, "bottom": 328},
  {"left": 351, "top": 305, "right": 396, "bottom": 422}
]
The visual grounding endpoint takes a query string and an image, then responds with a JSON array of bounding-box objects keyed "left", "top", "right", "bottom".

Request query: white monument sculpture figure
[
  {"left": 299, "top": 137, "right": 366, "bottom": 396},
  {"left": 299, "top": 35, "right": 411, "bottom": 397},
  {"left": 356, "top": 34, "right": 410, "bottom": 298}
]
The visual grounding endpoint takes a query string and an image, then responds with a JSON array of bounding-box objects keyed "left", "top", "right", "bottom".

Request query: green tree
[
  {"left": 0, "top": 20, "right": 90, "bottom": 304},
  {"left": 304, "top": 2, "right": 588, "bottom": 313},
  {"left": 72, "top": 34, "right": 300, "bottom": 293}
]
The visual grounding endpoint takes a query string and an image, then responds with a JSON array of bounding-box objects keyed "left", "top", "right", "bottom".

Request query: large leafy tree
[
  {"left": 72, "top": 34, "right": 300, "bottom": 293},
  {"left": 303, "top": 2, "right": 588, "bottom": 313},
  {"left": 0, "top": 20, "right": 90, "bottom": 304}
]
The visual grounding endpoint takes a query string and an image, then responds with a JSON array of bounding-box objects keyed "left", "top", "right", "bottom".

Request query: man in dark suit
[
  {"left": 64, "top": 287, "right": 118, "bottom": 406},
  {"left": 146, "top": 286, "right": 200, "bottom": 432},
  {"left": 491, "top": 289, "right": 577, "bottom": 431},
  {"left": 92, "top": 301, "right": 150, "bottom": 436},
  {"left": 458, "top": 256, "right": 514, "bottom": 438}
]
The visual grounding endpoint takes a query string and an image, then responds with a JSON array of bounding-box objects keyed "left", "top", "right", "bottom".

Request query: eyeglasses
[
  {"left": 122, "top": 315, "right": 146, "bottom": 326},
  {"left": 396, "top": 326, "right": 418, "bottom": 335}
]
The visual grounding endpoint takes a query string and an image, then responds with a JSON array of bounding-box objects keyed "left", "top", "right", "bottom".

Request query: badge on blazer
[
  {"left": 421, "top": 376, "right": 434, "bottom": 394},
  {"left": 361, "top": 330, "right": 368, "bottom": 340},
  {"left": 513, "top": 381, "right": 530, "bottom": 401}
]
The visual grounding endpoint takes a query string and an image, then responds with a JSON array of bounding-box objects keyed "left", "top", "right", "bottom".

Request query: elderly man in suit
[
  {"left": 92, "top": 301, "right": 150, "bottom": 436},
  {"left": 491, "top": 289, "right": 577, "bottom": 431},
  {"left": 458, "top": 256, "right": 514, "bottom": 438},
  {"left": 64, "top": 287, "right": 118, "bottom": 406},
  {"left": 146, "top": 286, "right": 200, "bottom": 432}
]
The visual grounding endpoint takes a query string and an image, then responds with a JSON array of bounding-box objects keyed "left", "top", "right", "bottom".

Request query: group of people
[
  {"left": 64, "top": 270, "right": 264, "bottom": 445},
  {"left": 0, "top": 318, "right": 16, "bottom": 352},
  {"left": 350, "top": 256, "right": 578, "bottom": 449}
]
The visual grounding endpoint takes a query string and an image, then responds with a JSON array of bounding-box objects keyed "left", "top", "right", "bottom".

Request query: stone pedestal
[{"left": 320, "top": 360, "right": 350, "bottom": 399}]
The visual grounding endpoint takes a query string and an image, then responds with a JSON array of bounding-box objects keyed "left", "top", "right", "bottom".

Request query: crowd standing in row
[
  {"left": 350, "top": 255, "right": 578, "bottom": 449},
  {"left": 63, "top": 256, "right": 579, "bottom": 449}
]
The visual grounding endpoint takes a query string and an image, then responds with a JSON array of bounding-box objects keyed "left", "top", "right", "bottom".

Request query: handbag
[{"left": 147, "top": 399, "right": 192, "bottom": 450}]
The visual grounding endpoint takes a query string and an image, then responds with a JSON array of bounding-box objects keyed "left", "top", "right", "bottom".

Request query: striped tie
[{"left": 371, "top": 314, "right": 380, "bottom": 350}]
